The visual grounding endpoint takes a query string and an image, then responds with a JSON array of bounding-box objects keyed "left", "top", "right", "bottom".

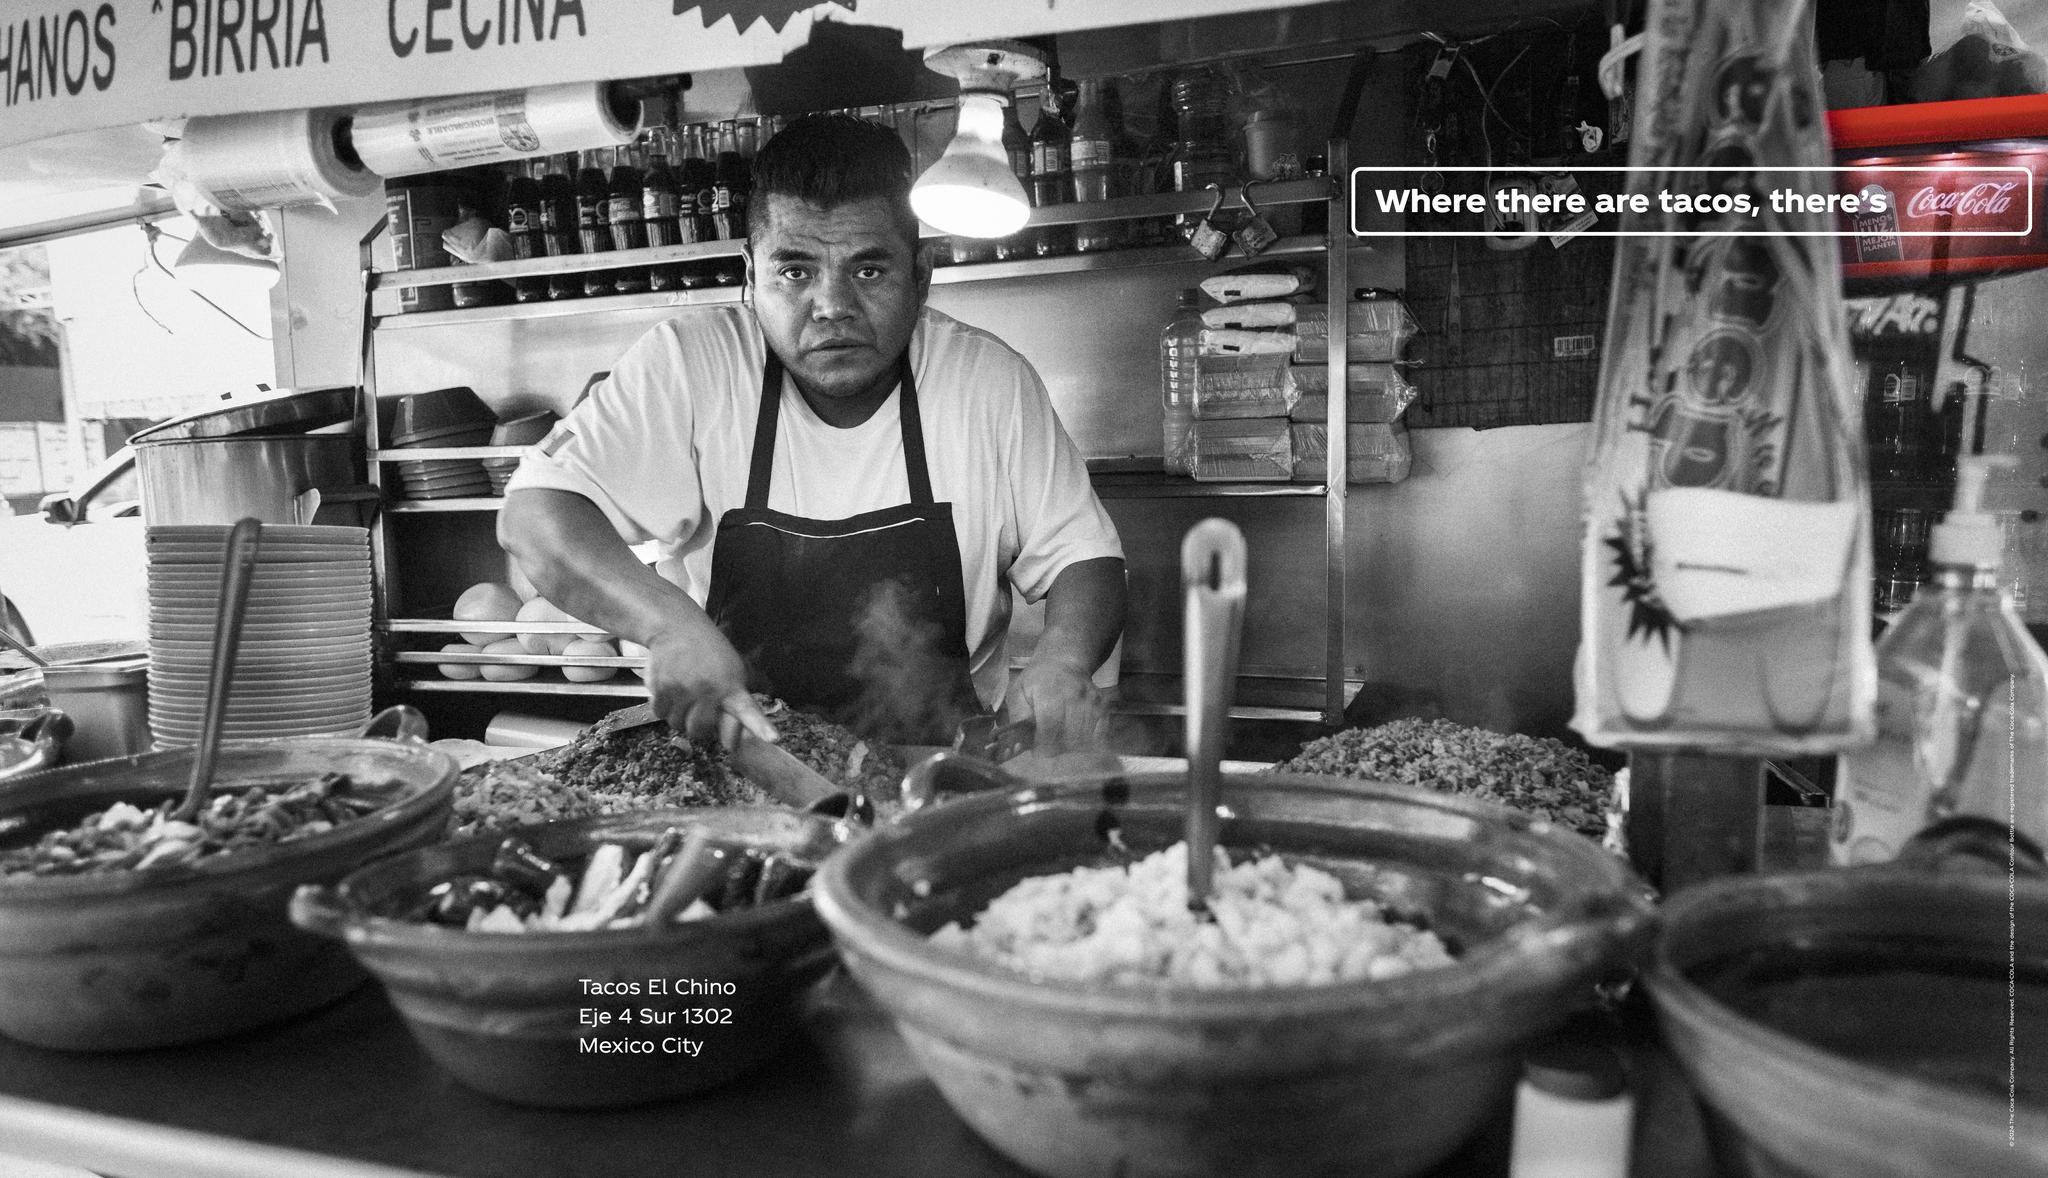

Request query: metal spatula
[{"left": 1182, "top": 519, "right": 1247, "bottom": 915}]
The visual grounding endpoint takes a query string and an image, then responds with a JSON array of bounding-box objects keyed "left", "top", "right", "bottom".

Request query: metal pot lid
[{"left": 128, "top": 387, "right": 357, "bottom": 444}]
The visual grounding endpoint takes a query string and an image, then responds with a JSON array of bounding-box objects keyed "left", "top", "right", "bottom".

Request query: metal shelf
[
  {"left": 370, "top": 237, "right": 1328, "bottom": 327},
  {"left": 395, "top": 677, "right": 646, "bottom": 697},
  {"left": 369, "top": 238, "right": 747, "bottom": 291},
  {"left": 364, "top": 179, "right": 1338, "bottom": 293},
  {"left": 392, "top": 650, "right": 640, "bottom": 669},
  {"left": 374, "top": 446, "right": 526, "bottom": 461},
  {"left": 384, "top": 498, "right": 503, "bottom": 513},
  {"left": 386, "top": 619, "right": 604, "bottom": 635},
  {"left": 931, "top": 237, "right": 1324, "bottom": 286},
  {"left": 1092, "top": 473, "right": 1326, "bottom": 499},
  {"left": 373, "top": 285, "right": 743, "bottom": 328}
]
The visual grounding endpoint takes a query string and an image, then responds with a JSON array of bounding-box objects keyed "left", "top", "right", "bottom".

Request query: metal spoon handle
[
  {"left": 0, "top": 628, "right": 49, "bottom": 668},
  {"left": 1181, "top": 519, "right": 1247, "bottom": 911},
  {"left": 177, "top": 518, "right": 263, "bottom": 822}
]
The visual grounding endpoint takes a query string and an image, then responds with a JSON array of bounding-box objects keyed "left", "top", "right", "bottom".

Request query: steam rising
[{"left": 843, "top": 577, "right": 976, "bottom": 744}]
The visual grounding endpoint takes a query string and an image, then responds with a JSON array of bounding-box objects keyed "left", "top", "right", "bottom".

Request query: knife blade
[{"left": 953, "top": 713, "right": 1036, "bottom": 763}]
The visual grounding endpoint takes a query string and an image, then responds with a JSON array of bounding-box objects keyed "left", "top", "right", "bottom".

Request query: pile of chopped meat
[
  {"left": 1272, "top": 718, "right": 1612, "bottom": 836},
  {"left": 451, "top": 698, "right": 903, "bottom": 837},
  {"left": 1, "top": 773, "right": 401, "bottom": 878}
]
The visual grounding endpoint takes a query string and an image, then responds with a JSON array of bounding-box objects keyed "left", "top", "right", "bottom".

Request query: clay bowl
[
  {"left": 0, "top": 738, "right": 457, "bottom": 1051},
  {"left": 1647, "top": 859, "right": 2048, "bottom": 1178},
  {"left": 814, "top": 767, "right": 1652, "bottom": 1178},
  {"left": 291, "top": 808, "right": 842, "bottom": 1108}
]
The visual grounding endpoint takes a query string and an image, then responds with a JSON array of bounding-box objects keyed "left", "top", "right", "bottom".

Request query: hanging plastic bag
[{"left": 1574, "top": 0, "right": 1875, "bottom": 755}]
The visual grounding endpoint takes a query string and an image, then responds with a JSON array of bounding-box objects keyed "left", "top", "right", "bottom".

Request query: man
[{"left": 501, "top": 114, "right": 1126, "bottom": 752}]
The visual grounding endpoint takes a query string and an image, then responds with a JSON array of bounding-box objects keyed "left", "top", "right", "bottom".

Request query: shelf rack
[{"left": 364, "top": 147, "right": 1355, "bottom": 723}]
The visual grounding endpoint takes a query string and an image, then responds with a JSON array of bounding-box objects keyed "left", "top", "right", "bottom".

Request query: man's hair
[{"left": 748, "top": 114, "right": 920, "bottom": 248}]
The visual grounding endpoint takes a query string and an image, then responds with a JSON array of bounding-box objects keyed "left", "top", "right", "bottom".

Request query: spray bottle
[{"left": 1832, "top": 455, "right": 2048, "bottom": 865}]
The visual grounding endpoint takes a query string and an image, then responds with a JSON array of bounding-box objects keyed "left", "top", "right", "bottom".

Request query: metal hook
[
  {"left": 1238, "top": 180, "right": 1265, "bottom": 218},
  {"left": 1202, "top": 182, "right": 1227, "bottom": 220}
]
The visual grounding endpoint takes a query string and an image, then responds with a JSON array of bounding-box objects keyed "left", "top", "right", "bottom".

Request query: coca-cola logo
[
  {"left": 1845, "top": 293, "right": 1942, "bottom": 340},
  {"left": 1906, "top": 181, "right": 2021, "bottom": 220}
]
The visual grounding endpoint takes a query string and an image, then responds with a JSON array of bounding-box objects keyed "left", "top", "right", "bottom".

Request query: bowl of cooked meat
[{"left": 0, "top": 737, "right": 457, "bottom": 1050}]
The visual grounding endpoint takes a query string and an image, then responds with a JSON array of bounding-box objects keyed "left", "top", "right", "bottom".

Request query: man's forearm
[
  {"left": 1032, "top": 557, "right": 1128, "bottom": 674},
  {"left": 497, "top": 488, "right": 715, "bottom": 648}
]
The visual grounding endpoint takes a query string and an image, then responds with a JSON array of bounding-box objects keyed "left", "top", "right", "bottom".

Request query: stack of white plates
[{"left": 144, "top": 525, "right": 374, "bottom": 748}]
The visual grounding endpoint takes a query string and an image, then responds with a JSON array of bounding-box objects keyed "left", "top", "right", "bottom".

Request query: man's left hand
[{"left": 1010, "top": 656, "right": 1106, "bottom": 755}]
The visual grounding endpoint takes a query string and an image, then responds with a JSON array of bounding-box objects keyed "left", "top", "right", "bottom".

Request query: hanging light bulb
[
  {"left": 914, "top": 41, "right": 1048, "bottom": 239},
  {"left": 912, "top": 92, "right": 1029, "bottom": 237}
]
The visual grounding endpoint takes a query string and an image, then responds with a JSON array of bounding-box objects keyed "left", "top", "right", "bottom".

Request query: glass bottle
[
  {"left": 1105, "top": 78, "right": 1147, "bottom": 245},
  {"left": 1872, "top": 506, "right": 1931, "bottom": 619},
  {"left": 995, "top": 100, "right": 1035, "bottom": 262},
  {"left": 1029, "top": 90, "right": 1073, "bottom": 257},
  {"left": 642, "top": 128, "right": 683, "bottom": 291},
  {"left": 677, "top": 125, "right": 718, "bottom": 289},
  {"left": 1160, "top": 288, "right": 1204, "bottom": 476},
  {"left": 1069, "top": 78, "right": 1118, "bottom": 253},
  {"left": 710, "top": 120, "right": 749, "bottom": 285},
  {"left": 504, "top": 158, "right": 548, "bottom": 303},
  {"left": 1866, "top": 359, "right": 1931, "bottom": 482},
  {"left": 574, "top": 148, "right": 614, "bottom": 298},
  {"left": 538, "top": 152, "right": 582, "bottom": 300},
  {"left": 1833, "top": 456, "right": 2048, "bottom": 865},
  {"left": 607, "top": 141, "right": 650, "bottom": 294}
]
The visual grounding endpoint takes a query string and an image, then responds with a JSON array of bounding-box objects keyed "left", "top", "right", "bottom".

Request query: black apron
[{"left": 703, "top": 346, "right": 982, "bottom": 744}]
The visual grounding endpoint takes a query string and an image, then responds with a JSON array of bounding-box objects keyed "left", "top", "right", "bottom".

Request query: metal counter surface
[{"left": 0, "top": 968, "right": 1717, "bottom": 1178}]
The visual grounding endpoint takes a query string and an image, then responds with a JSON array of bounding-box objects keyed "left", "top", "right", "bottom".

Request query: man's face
[{"left": 749, "top": 193, "right": 929, "bottom": 404}]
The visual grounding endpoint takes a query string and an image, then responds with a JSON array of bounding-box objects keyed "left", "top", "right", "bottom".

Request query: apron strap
[
  {"left": 745, "top": 345, "right": 933, "bottom": 510},
  {"left": 896, "top": 354, "right": 934, "bottom": 506},
  {"left": 745, "top": 347, "right": 785, "bottom": 510}
]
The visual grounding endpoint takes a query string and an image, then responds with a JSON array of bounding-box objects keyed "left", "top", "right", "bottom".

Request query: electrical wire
[
  {"left": 128, "top": 258, "right": 173, "bottom": 335},
  {"left": 139, "top": 223, "right": 272, "bottom": 341}
]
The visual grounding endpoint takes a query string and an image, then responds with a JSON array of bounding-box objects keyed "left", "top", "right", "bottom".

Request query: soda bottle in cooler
[
  {"left": 709, "top": 120, "right": 749, "bottom": 285},
  {"left": 575, "top": 149, "right": 615, "bottom": 298},
  {"left": 503, "top": 158, "right": 549, "bottom": 303},
  {"left": 538, "top": 153, "right": 582, "bottom": 300},
  {"left": 677, "top": 124, "right": 719, "bottom": 289},
  {"left": 607, "top": 141, "right": 651, "bottom": 294},
  {"left": 641, "top": 128, "right": 683, "bottom": 291}
]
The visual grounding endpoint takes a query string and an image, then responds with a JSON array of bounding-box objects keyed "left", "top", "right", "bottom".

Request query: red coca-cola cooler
[{"left": 1828, "top": 94, "right": 2048, "bottom": 624}]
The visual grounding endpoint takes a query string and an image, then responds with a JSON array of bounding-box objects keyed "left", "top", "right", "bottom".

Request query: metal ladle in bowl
[
  {"left": 1181, "top": 519, "right": 1246, "bottom": 916},
  {"left": 173, "top": 518, "right": 263, "bottom": 823}
]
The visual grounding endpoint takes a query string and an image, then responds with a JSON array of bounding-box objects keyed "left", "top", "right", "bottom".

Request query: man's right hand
[
  {"left": 499, "top": 488, "right": 780, "bottom": 753},
  {"left": 644, "top": 624, "right": 780, "bottom": 751}
]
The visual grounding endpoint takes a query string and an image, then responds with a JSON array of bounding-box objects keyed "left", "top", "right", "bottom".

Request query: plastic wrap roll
[
  {"left": 173, "top": 108, "right": 378, "bottom": 212},
  {"left": 349, "top": 82, "right": 639, "bottom": 178}
]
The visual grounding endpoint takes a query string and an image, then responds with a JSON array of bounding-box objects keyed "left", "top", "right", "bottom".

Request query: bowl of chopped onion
[
  {"left": 813, "top": 766, "right": 1653, "bottom": 1178},
  {"left": 0, "top": 737, "right": 457, "bottom": 1051},
  {"left": 289, "top": 807, "right": 843, "bottom": 1108}
]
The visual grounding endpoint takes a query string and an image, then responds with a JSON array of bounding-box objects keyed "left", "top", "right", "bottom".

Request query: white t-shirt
[{"left": 507, "top": 304, "right": 1123, "bottom": 709}]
